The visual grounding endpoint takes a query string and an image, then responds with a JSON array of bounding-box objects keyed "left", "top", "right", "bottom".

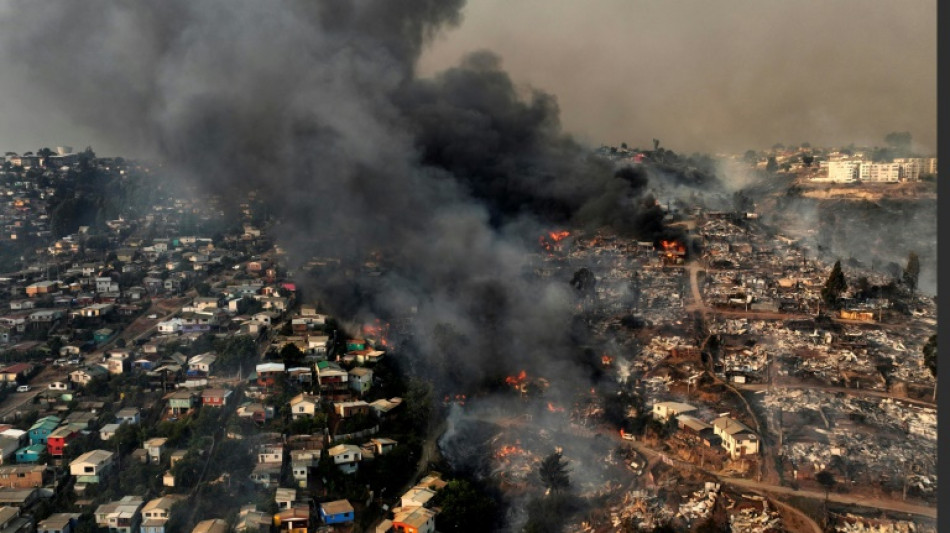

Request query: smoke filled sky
[
  {"left": 418, "top": 0, "right": 936, "bottom": 155},
  {"left": 0, "top": 1, "right": 935, "bottom": 156}
]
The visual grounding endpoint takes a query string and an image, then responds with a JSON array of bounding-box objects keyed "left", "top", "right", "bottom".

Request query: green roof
[
  {"left": 16, "top": 444, "right": 45, "bottom": 454},
  {"left": 30, "top": 420, "right": 59, "bottom": 432}
]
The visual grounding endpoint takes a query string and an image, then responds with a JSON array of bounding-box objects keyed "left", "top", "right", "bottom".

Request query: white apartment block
[
  {"left": 894, "top": 157, "right": 937, "bottom": 180},
  {"left": 859, "top": 162, "right": 900, "bottom": 183},
  {"left": 822, "top": 161, "right": 860, "bottom": 183}
]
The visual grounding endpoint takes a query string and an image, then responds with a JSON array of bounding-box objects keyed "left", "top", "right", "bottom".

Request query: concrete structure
[
  {"left": 859, "top": 162, "right": 900, "bottom": 183},
  {"left": 652, "top": 402, "right": 697, "bottom": 421},
  {"left": 712, "top": 417, "right": 760, "bottom": 459},
  {"left": 822, "top": 161, "right": 860, "bottom": 183}
]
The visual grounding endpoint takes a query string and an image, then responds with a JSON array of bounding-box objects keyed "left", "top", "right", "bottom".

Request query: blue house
[
  {"left": 319, "top": 500, "right": 354, "bottom": 525},
  {"left": 29, "top": 416, "right": 61, "bottom": 445},
  {"left": 15, "top": 443, "right": 46, "bottom": 463}
]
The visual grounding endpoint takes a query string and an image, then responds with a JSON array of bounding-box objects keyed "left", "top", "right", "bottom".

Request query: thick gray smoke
[{"left": 0, "top": 0, "right": 709, "bottom": 387}]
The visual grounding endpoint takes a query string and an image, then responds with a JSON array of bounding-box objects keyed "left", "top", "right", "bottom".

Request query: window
[{"left": 84, "top": 466, "right": 94, "bottom": 473}]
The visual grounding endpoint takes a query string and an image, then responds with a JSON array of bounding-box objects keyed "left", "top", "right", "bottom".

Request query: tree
[
  {"left": 802, "top": 154, "right": 815, "bottom": 167},
  {"left": 195, "top": 282, "right": 212, "bottom": 297},
  {"left": 743, "top": 150, "right": 758, "bottom": 164},
  {"left": 820, "top": 260, "right": 847, "bottom": 310},
  {"left": 902, "top": 251, "right": 920, "bottom": 295},
  {"left": 923, "top": 334, "right": 936, "bottom": 400},
  {"left": 570, "top": 267, "right": 597, "bottom": 298},
  {"left": 884, "top": 131, "right": 912, "bottom": 154},
  {"left": 279, "top": 343, "right": 303, "bottom": 365},
  {"left": 37, "top": 147, "right": 54, "bottom": 167},
  {"left": 433, "top": 479, "right": 499, "bottom": 533},
  {"left": 815, "top": 469, "right": 836, "bottom": 524},
  {"left": 765, "top": 156, "right": 778, "bottom": 173},
  {"left": 538, "top": 450, "right": 571, "bottom": 495}
]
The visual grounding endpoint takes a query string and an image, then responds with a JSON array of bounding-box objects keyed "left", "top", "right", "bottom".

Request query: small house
[{"left": 319, "top": 500, "right": 354, "bottom": 525}]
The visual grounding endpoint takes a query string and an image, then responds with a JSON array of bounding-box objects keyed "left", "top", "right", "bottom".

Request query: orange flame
[
  {"left": 602, "top": 354, "right": 613, "bottom": 366},
  {"left": 547, "top": 402, "right": 565, "bottom": 413},
  {"left": 539, "top": 230, "right": 571, "bottom": 251},
  {"left": 505, "top": 370, "right": 527, "bottom": 387},
  {"left": 496, "top": 442, "right": 526, "bottom": 458},
  {"left": 362, "top": 319, "right": 391, "bottom": 347},
  {"left": 660, "top": 240, "right": 686, "bottom": 253}
]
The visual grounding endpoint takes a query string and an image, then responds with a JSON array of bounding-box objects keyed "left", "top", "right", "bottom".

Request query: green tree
[
  {"left": 902, "top": 251, "right": 920, "bottom": 295},
  {"left": 820, "top": 260, "right": 847, "bottom": 310},
  {"left": 802, "top": 154, "right": 815, "bottom": 167},
  {"left": 279, "top": 343, "right": 304, "bottom": 365},
  {"left": 766, "top": 156, "right": 778, "bottom": 173},
  {"left": 538, "top": 450, "right": 571, "bottom": 495},
  {"left": 433, "top": 479, "right": 499, "bottom": 533},
  {"left": 195, "top": 282, "right": 212, "bottom": 297}
]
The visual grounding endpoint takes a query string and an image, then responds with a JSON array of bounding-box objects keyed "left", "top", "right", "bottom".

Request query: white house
[
  {"left": 188, "top": 353, "right": 217, "bottom": 374},
  {"left": 157, "top": 318, "right": 183, "bottom": 334},
  {"left": 327, "top": 444, "right": 361, "bottom": 475},
  {"left": 712, "top": 417, "right": 759, "bottom": 459},
  {"left": 141, "top": 495, "right": 185, "bottom": 532},
  {"left": 70, "top": 450, "right": 115, "bottom": 485},
  {"left": 289, "top": 393, "right": 320, "bottom": 420},
  {"left": 144, "top": 438, "right": 168, "bottom": 465}
]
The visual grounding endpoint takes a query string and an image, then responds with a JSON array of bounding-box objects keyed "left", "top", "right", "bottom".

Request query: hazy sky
[
  {"left": 419, "top": 0, "right": 936, "bottom": 155},
  {"left": 0, "top": 0, "right": 935, "bottom": 157}
]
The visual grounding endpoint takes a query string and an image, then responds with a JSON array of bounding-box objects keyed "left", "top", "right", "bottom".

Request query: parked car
[{"left": 15, "top": 385, "right": 30, "bottom": 393}]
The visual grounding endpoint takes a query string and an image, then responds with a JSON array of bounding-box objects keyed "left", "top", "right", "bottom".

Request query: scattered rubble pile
[
  {"left": 678, "top": 482, "right": 720, "bottom": 528},
  {"left": 768, "top": 389, "right": 936, "bottom": 483},
  {"left": 727, "top": 495, "right": 782, "bottom": 532},
  {"left": 834, "top": 513, "right": 933, "bottom": 533}
]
